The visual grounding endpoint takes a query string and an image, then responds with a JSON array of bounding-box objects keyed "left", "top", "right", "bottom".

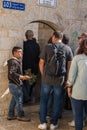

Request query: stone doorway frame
[{"left": 30, "top": 19, "right": 63, "bottom": 31}]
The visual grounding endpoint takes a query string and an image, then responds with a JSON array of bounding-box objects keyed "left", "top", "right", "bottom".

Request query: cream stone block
[
  {"left": 0, "top": 37, "right": 15, "bottom": 50},
  {"left": 67, "top": 0, "right": 78, "bottom": 8},
  {"left": 8, "top": 30, "right": 22, "bottom": 38},
  {"left": 80, "top": 22, "right": 87, "bottom": 32},
  {"left": 15, "top": 38, "right": 24, "bottom": 48},
  {"left": 80, "top": 0, "right": 87, "bottom": 8},
  {"left": 26, "top": 0, "right": 37, "bottom": 6},
  {"left": 0, "top": 14, "right": 23, "bottom": 29},
  {"left": 78, "top": 8, "right": 87, "bottom": 20},
  {"left": 66, "top": 9, "right": 76, "bottom": 19},
  {"left": 0, "top": 70, "right": 8, "bottom": 94},
  {"left": 0, "top": 51, "right": 10, "bottom": 66},
  {"left": 38, "top": 7, "right": 56, "bottom": 21},
  {"left": 0, "top": 30, "right": 8, "bottom": 37}
]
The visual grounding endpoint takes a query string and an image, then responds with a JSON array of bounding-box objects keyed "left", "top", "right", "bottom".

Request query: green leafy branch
[{"left": 24, "top": 69, "right": 37, "bottom": 85}]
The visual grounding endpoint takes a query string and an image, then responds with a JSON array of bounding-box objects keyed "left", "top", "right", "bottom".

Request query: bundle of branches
[{"left": 24, "top": 69, "right": 37, "bottom": 85}]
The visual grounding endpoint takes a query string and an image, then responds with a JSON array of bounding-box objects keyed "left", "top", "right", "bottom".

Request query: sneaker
[
  {"left": 7, "top": 116, "right": 17, "bottom": 120},
  {"left": 50, "top": 124, "right": 58, "bottom": 130},
  {"left": 17, "top": 116, "right": 31, "bottom": 122},
  {"left": 68, "top": 120, "right": 75, "bottom": 127},
  {"left": 38, "top": 123, "right": 47, "bottom": 130},
  {"left": 68, "top": 120, "right": 85, "bottom": 127}
]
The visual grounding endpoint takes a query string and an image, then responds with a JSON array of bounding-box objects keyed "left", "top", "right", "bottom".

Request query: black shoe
[
  {"left": 17, "top": 116, "right": 31, "bottom": 122},
  {"left": 7, "top": 116, "right": 17, "bottom": 120}
]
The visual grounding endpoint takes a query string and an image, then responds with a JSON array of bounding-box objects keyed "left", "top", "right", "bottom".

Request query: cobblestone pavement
[{"left": 0, "top": 104, "right": 87, "bottom": 130}]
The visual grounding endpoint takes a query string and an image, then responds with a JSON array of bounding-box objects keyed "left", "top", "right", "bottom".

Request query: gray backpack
[{"left": 45, "top": 43, "right": 66, "bottom": 76}]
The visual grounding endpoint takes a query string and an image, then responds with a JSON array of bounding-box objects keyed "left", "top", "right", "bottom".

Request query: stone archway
[
  {"left": 30, "top": 20, "right": 62, "bottom": 51},
  {"left": 30, "top": 20, "right": 63, "bottom": 31}
]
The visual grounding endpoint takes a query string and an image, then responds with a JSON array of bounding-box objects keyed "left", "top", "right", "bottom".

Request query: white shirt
[{"left": 67, "top": 54, "right": 87, "bottom": 100}]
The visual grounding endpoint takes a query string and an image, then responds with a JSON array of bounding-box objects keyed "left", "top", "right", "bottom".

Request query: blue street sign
[{"left": 2, "top": 0, "right": 25, "bottom": 11}]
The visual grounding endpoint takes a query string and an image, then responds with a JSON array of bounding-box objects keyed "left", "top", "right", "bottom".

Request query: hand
[
  {"left": 24, "top": 75, "right": 31, "bottom": 80},
  {"left": 65, "top": 83, "right": 72, "bottom": 97},
  {"left": 65, "top": 82, "right": 70, "bottom": 88},
  {"left": 19, "top": 75, "right": 31, "bottom": 80},
  {"left": 68, "top": 91, "right": 72, "bottom": 97},
  {"left": 67, "top": 88, "right": 72, "bottom": 97}
]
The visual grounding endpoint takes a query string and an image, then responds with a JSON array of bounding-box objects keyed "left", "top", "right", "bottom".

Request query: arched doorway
[{"left": 30, "top": 20, "right": 62, "bottom": 50}]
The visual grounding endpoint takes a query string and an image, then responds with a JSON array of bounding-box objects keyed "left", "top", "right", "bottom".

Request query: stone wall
[{"left": 0, "top": 0, "right": 87, "bottom": 115}]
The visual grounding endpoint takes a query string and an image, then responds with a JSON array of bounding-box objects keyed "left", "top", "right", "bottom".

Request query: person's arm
[
  {"left": 66, "top": 56, "right": 78, "bottom": 97},
  {"left": 65, "top": 46, "right": 73, "bottom": 83},
  {"left": 19, "top": 75, "right": 31, "bottom": 80},
  {"left": 65, "top": 61, "right": 72, "bottom": 97},
  {"left": 66, "top": 83, "right": 72, "bottom": 97},
  {"left": 39, "top": 58, "right": 45, "bottom": 76},
  {"left": 8, "top": 60, "right": 31, "bottom": 81},
  {"left": 39, "top": 45, "right": 47, "bottom": 76},
  {"left": 65, "top": 61, "right": 72, "bottom": 82}
]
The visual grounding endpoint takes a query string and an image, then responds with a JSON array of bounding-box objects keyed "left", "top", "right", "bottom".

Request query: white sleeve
[{"left": 67, "top": 56, "right": 78, "bottom": 86}]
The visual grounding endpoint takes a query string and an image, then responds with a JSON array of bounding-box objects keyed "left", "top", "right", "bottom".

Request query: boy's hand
[
  {"left": 24, "top": 75, "right": 31, "bottom": 80},
  {"left": 19, "top": 75, "right": 31, "bottom": 80}
]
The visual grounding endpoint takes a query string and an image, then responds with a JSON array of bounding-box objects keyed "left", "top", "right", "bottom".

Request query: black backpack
[{"left": 45, "top": 43, "right": 66, "bottom": 77}]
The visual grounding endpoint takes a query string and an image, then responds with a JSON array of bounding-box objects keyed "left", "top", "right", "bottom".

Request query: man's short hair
[
  {"left": 25, "top": 30, "right": 34, "bottom": 39},
  {"left": 12, "top": 46, "right": 22, "bottom": 55},
  {"left": 53, "top": 31, "right": 63, "bottom": 39}
]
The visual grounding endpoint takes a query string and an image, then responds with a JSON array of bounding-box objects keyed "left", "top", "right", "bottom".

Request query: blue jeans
[
  {"left": 70, "top": 98, "right": 86, "bottom": 121},
  {"left": 47, "top": 90, "right": 53, "bottom": 116},
  {"left": 39, "top": 83, "right": 64, "bottom": 125},
  {"left": 8, "top": 83, "right": 24, "bottom": 117},
  {"left": 23, "top": 80, "right": 36, "bottom": 103},
  {"left": 71, "top": 98, "right": 87, "bottom": 130},
  {"left": 22, "top": 80, "right": 30, "bottom": 103}
]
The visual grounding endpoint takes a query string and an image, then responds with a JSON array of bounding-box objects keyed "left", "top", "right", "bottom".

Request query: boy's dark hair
[
  {"left": 53, "top": 31, "right": 63, "bottom": 39},
  {"left": 12, "top": 46, "right": 22, "bottom": 55}
]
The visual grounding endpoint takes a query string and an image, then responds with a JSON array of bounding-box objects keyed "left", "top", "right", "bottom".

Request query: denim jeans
[
  {"left": 71, "top": 97, "right": 87, "bottom": 130},
  {"left": 23, "top": 80, "right": 36, "bottom": 103},
  {"left": 22, "top": 80, "right": 30, "bottom": 103},
  {"left": 39, "top": 83, "right": 64, "bottom": 125},
  {"left": 70, "top": 97, "right": 86, "bottom": 121},
  {"left": 8, "top": 83, "right": 24, "bottom": 117},
  {"left": 47, "top": 90, "right": 53, "bottom": 116}
]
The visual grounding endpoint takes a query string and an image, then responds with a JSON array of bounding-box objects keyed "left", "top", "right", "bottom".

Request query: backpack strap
[{"left": 53, "top": 43, "right": 65, "bottom": 50}]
